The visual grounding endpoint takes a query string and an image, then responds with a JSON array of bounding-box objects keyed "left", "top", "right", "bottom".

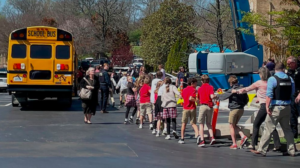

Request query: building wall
[
  {"left": 0, "top": 54, "right": 7, "bottom": 68},
  {"left": 248, "top": 0, "right": 297, "bottom": 60}
]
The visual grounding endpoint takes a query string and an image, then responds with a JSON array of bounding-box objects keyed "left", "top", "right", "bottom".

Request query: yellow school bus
[{"left": 7, "top": 26, "right": 76, "bottom": 107}]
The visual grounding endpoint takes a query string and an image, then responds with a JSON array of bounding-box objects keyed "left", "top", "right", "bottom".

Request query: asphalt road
[{"left": 0, "top": 92, "right": 299, "bottom": 168}]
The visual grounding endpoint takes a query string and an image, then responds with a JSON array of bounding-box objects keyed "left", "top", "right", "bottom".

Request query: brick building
[
  {"left": 0, "top": 54, "right": 7, "bottom": 68},
  {"left": 248, "top": 0, "right": 298, "bottom": 60}
]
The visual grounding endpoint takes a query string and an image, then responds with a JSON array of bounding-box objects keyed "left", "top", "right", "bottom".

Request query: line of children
[{"left": 123, "top": 74, "right": 249, "bottom": 149}]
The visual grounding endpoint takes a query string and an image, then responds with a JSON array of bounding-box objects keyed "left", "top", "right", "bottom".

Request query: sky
[{"left": 0, "top": 0, "right": 6, "bottom": 8}]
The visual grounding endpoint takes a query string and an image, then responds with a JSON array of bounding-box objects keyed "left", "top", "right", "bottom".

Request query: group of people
[
  {"left": 228, "top": 56, "right": 299, "bottom": 157},
  {"left": 78, "top": 58, "right": 299, "bottom": 157}
]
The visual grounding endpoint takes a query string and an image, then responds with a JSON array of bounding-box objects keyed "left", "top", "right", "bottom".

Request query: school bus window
[
  {"left": 30, "top": 45, "right": 52, "bottom": 59},
  {"left": 56, "top": 45, "right": 70, "bottom": 59},
  {"left": 12, "top": 44, "right": 26, "bottom": 58}
]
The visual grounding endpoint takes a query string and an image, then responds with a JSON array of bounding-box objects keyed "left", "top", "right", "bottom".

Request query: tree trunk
[{"left": 216, "top": 0, "right": 224, "bottom": 52}]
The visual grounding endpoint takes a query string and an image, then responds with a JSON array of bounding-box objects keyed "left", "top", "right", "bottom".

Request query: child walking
[
  {"left": 152, "top": 81, "right": 164, "bottom": 135},
  {"left": 218, "top": 75, "right": 249, "bottom": 149},
  {"left": 124, "top": 76, "right": 137, "bottom": 124},
  {"left": 139, "top": 76, "right": 153, "bottom": 129},
  {"left": 179, "top": 78, "right": 200, "bottom": 144},
  {"left": 161, "top": 78, "right": 181, "bottom": 140},
  {"left": 135, "top": 75, "right": 145, "bottom": 125},
  {"left": 197, "top": 75, "right": 217, "bottom": 147}
]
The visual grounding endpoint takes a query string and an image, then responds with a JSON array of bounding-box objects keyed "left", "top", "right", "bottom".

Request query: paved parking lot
[{"left": 0, "top": 93, "right": 299, "bottom": 168}]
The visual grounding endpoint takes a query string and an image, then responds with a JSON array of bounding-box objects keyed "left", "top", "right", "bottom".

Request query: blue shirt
[{"left": 266, "top": 71, "right": 295, "bottom": 106}]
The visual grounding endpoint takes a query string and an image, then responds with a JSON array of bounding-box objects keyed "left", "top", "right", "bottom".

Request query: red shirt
[
  {"left": 197, "top": 83, "right": 214, "bottom": 108},
  {"left": 182, "top": 86, "right": 197, "bottom": 110},
  {"left": 140, "top": 84, "right": 151, "bottom": 103},
  {"left": 154, "top": 93, "right": 158, "bottom": 103}
]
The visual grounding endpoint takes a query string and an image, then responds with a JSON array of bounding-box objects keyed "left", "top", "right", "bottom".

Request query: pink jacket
[{"left": 238, "top": 80, "right": 267, "bottom": 104}]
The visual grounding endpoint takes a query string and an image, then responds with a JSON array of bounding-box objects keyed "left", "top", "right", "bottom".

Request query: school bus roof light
[
  {"left": 12, "top": 33, "right": 18, "bottom": 38},
  {"left": 57, "top": 29, "right": 72, "bottom": 41},
  {"left": 19, "top": 33, "right": 25, "bottom": 38},
  {"left": 11, "top": 28, "right": 27, "bottom": 40}
]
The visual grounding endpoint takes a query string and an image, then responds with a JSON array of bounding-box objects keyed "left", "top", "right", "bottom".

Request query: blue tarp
[{"left": 194, "top": 44, "right": 233, "bottom": 53}]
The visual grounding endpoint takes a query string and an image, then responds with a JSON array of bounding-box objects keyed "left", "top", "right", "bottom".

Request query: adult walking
[
  {"left": 266, "top": 58, "right": 275, "bottom": 76},
  {"left": 232, "top": 67, "right": 280, "bottom": 150},
  {"left": 251, "top": 63, "right": 295, "bottom": 157},
  {"left": 80, "top": 67, "right": 99, "bottom": 124},
  {"left": 176, "top": 67, "right": 189, "bottom": 88},
  {"left": 158, "top": 64, "right": 166, "bottom": 80},
  {"left": 99, "top": 63, "right": 111, "bottom": 113},
  {"left": 286, "top": 56, "right": 300, "bottom": 138}
]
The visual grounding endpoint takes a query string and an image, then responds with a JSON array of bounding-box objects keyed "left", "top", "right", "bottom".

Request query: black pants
[
  {"left": 167, "top": 118, "right": 177, "bottom": 135},
  {"left": 99, "top": 85, "right": 109, "bottom": 111},
  {"left": 290, "top": 96, "right": 300, "bottom": 138},
  {"left": 125, "top": 106, "right": 137, "bottom": 119},
  {"left": 252, "top": 103, "right": 280, "bottom": 147}
]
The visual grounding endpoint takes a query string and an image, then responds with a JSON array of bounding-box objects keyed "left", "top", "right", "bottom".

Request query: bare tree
[
  {"left": 74, "top": 0, "right": 130, "bottom": 53},
  {"left": 194, "top": 0, "right": 235, "bottom": 52}
]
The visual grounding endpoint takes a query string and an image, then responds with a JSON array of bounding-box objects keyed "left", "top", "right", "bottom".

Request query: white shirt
[
  {"left": 150, "top": 78, "right": 162, "bottom": 103},
  {"left": 158, "top": 84, "right": 166, "bottom": 96},
  {"left": 116, "top": 76, "right": 128, "bottom": 90},
  {"left": 160, "top": 69, "right": 166, "bottom": 80}
]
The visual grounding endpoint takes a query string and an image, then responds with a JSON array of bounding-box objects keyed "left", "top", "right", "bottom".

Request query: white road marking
[{"left": 4, "top": 103, "right": 11, "bottom": 106}]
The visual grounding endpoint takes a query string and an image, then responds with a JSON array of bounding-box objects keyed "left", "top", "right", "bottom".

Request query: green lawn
[{"left": 132, "top": 46, "right": 142, "bottom": 56}]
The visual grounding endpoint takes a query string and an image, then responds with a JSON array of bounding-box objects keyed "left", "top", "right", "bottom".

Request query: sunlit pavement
[{"left": 0, "top": 92, "right": 298, "bottom": 168}]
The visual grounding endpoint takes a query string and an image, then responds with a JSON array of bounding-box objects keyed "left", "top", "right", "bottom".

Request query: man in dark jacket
[
  {"left": 218, "top": 75, "right": 249, "bottom": 149},
  {"left": 99, "top": 63, "right": 111, "bottom": 113}
]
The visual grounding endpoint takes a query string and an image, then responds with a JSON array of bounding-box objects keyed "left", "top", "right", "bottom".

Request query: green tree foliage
[
  {"left": 165, "top": 38, "right": 189, "bottom": 73},
  {"left": 179, "top": 38, "right": 189, "bottom": 68},
  {"left": 129, "top": 29, "right": 141, "bottom": 46},
  {"left": 241, "top": 0, "right": 300, "bottom": 62},
  {"left": 140, "top": 0, "right": 197, "bottom": 67}
]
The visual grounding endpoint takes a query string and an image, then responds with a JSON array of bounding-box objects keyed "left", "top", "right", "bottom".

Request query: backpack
[{"left": 241, "top": 93, "right": 249, "bottom": 106}]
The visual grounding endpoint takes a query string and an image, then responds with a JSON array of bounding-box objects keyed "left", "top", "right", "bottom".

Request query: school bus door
[{"left": 27, "top": 43, "right": 55, "bottom": 85}]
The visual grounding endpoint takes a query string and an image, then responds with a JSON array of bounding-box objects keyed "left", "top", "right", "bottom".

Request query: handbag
[{"left": 79, "top": 77, "right": 93, "bottom": 100}]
